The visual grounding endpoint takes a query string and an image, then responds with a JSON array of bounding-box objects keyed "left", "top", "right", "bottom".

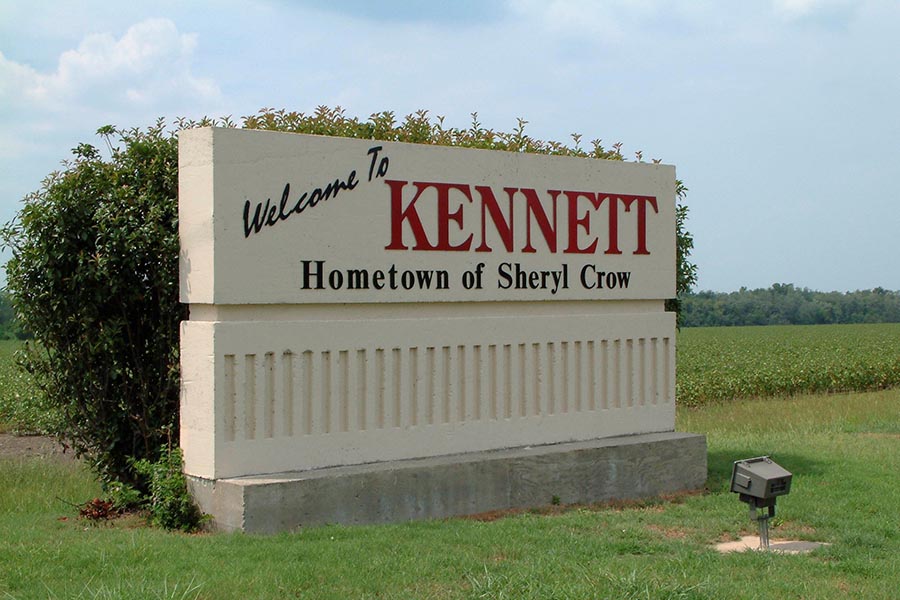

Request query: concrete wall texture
[{"left": 189, "top": 432, "right": 707, "bottom": 533}]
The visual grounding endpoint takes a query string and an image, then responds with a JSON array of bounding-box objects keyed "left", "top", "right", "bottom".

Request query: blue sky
[{"left": 1, "top": 0, "right": 898, "bottom": 292}]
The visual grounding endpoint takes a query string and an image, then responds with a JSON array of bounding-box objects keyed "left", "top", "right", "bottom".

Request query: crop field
[
  {"left": 0, "top": 341, "right": 59, "bottom": 435},
  {"left": 0, "top": 341, "right": 34, "bottom": 434},
  {"left": 677, "top": 323, "right": 900, "bottom": 406}
]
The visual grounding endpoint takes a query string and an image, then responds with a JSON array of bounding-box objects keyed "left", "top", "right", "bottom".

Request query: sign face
[
  {"left": 179, "top": 127, "right": 680, "bottom": 489},
  {"left": 179, "top": 128, "right": 676, "bottom": 305}
]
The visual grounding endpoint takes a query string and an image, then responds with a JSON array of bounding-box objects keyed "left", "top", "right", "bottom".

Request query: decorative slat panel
[{"left": 184, "top": 313, "right": 675, "bottom": 478}]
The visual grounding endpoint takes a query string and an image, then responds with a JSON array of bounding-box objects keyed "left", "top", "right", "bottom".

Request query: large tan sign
[
  {"left": 179, "top": 128, "right": 678, "bottom": 487},
  {"left": 179, "top": 128, "right": 675, "bottom": 305}
]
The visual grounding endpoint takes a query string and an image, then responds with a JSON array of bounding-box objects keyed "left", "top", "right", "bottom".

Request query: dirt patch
[
  {"left": 780, "top": 521, "right": 817, "bottom": 536},
  {"left": 646, "top": 524, "right": 689, "bottom": 539},
  {"left": 857, "top": 432, "right": 900, "bottom": 439},
  {"left": 459, "top": 490, "right": 705, "bottom": 523},
  {"left": 0, "top": 433, "right": 76, "bottom": 462}
]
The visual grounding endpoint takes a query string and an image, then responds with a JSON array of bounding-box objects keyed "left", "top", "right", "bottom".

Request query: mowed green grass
[
  {"left": 0, "top": 394, "right": 898, "bottom": 597},
  {"left": 677, "top": 323, "right": 900, "bottom": 406}
]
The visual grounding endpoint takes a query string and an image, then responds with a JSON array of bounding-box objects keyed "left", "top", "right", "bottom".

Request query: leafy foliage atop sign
[{"left": 243, "top": 106, "right": 630, "bottom": 159}]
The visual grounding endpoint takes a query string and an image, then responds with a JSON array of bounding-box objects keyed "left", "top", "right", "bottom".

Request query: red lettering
[
  {"left": 474, "top": 186, "right": 515, "bottom": 252},
  {"left": 386, "top": 180, "right": 658, "bottom": 256},
  {"left": 623, "top": 195, "right": 658, "bottom": 255},
  {"left": 385, "top": 180, "right": 473, "bottom": 251},
  {"left": 521, "top": 188, "right": 559, "bottom": 253},
  {"left": 563, "top": 191, "right": 601, "bottom": 254},
  {"left": 432, "top": 182, "right": 473, "bottom": 251},
  {"left": 385, "top": 179, "right": 436, "bottom": 250},
  {"left": 601, "top": 194, "right": 622, "bottom": 255}
]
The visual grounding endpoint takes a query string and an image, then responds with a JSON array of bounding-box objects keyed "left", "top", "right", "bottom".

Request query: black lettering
[
  {"left": 347, "top": 269, "right": 369, "bottom": 289},
  {"left": 498, "top": 263, "right": 512, "bottom": 289},
  {"left": 308, "top": 187, "right": 323, "bottom": 208},
  {"left": 580, "top": 264, "right": 595, "bottom": 289},
  {"left": 516, "top": 264, "right": 528, "bottom": 289},
  {"left": 416, "top": 270, "right": 434, "bottom": 288},
  {"left": 299, "top": 263, "right": 451, "bottom": 292},
  {"left": 244, "top": 149, "right": 375, "bottom": 238},
  {"left": 243, "top": 200, "right": 266, "bottom": 237},
  {"left": 301, "top": 260, "right": 325, "bottom": 289},
  {"left": 278, "top": 184, "right": 292, "bottom": 220},
  {"left": 292, "top": 191, "right": 309, "bottom": 214},
  {"left": 367, "top": 146, "right": 383, "bottom": 181},
  {"left": 388, "top": 264, "right": 399, "bottom": 289},
  {"left": 265, "top": 201, "right": 278, "bottom": 226}
]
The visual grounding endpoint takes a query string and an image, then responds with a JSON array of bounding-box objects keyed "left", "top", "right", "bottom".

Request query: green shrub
[
  {"left": 103, "top": 479, "right": 144, "bottom": 512},
  {"left": 1, "top": 120, "right": 185, "bottom": 487},
  {"left": 132, "top": 445, "right": 204, "bottom": 532}
]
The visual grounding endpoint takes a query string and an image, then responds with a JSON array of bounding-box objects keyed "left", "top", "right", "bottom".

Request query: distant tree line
[{"left": 681, "top": 284, "right": 900, "bottom": 327}]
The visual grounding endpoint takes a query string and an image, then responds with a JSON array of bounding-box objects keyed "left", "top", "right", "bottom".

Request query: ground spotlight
[{"left": 730, "top": 456, "right": 792, "bottom": 549}]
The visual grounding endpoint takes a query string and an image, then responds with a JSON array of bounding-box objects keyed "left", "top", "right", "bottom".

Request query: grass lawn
[{"left": 1, "top": 388, "right": 898, "bottom": 599}]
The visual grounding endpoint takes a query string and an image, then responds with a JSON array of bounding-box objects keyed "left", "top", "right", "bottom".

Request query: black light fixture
[{"left": 730, "top": 456, "right": 793, "bottom": 549}]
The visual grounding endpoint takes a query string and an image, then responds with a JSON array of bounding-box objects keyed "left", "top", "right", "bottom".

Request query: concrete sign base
[{"left": 188, "top": 431, "right": 706, "bottom": 533}]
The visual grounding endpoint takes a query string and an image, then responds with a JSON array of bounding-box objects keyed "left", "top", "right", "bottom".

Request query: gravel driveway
[{"left": 0, "top": 433, "right": 75, "bottom": 461}]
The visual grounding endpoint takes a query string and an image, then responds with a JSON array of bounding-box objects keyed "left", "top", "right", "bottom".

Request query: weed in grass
[
  {"left": 39, "top": 576, "right": 203, "bottom": 600},
  {"left": 77, "top": 497, "right": 118, "bottom": 521},
  {"left": 603, "top": 569, "right": 711, "bottom": 600}
]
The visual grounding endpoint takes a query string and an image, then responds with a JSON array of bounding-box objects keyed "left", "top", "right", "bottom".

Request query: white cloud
[
  {"left": 774, "top": 0, "right": 820, "bottom": 16},
  {"left": 0, "top": 18, "right": 219, "bottom": 112},
  {"left": 506, "top": 0, "right": 652, "bottom": 40},
  {"left": 771, "top": 0, "right": 858, "bottom": 24}
]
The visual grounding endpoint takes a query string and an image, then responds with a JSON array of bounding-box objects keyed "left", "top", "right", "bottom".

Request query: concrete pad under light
[{"left": 715, "top": 536, "right": 831, "bottom": 554}]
